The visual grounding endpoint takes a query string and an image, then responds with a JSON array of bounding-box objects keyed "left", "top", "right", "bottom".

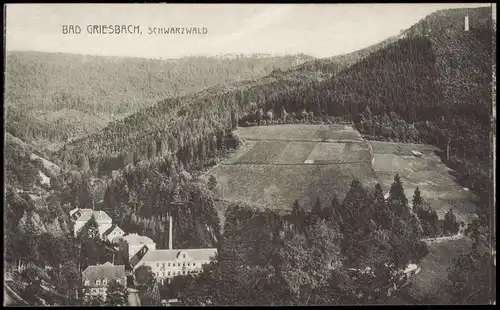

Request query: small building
[
  {"left": 81, "top": 262, "right": 126, "bottom": 301},
  {"left": 133, "top": 248, "right": 218, "bottom": 284},
  {"left": 103, "top": 225, "right": 126, "bottom": 243},
  {"left": 117, "top": 234, "right": 157, "bottom": 263}
]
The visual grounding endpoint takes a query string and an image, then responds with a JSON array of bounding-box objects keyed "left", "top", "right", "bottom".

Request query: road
[{"left": 421, "top": 232, "right": 464, "bottom": 244}]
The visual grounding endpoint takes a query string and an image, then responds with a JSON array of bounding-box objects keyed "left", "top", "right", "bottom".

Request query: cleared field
[
  {"left": 373, "top": 154, "right": 444, "bottom": 173},
  {"left": 314, "top": 126, "right": 363, "bottom": 141},
  {"left": 370, "top": 141, "right": 441, "bottom": 155},
  {"left": 408, "top": 238, "right": 472, "bottom": 304},
  {"left": 306, "top": 143, "right": 346, "bottom": 163},
  {"left": 237, "top": 125, "right": 320, "bottom": 141},
  {"left": 222, "top": 141, "right": 258, "bottom": 164},
  {"left": 373, "top": 155, "right": 478, "bottom": 224},
  {"left": 274, "top": 142, "right": 317, "bottom": 164},
  {"left": 210, "top": 125, "right": 478, "bottom": 225},
  {"left": 342, "top": 142, "right": 372, "bottom": 163},
  {"left": 235, "top": 140, "right": 289, "bottom": 164},
  {"left": 208, "top": 163, "right": 379, "bottom": 210},
  {"left": 237, "top": 124, "right": 364, "bottom": 142}
]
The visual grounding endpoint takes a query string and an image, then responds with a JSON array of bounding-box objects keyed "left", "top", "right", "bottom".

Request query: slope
[{"left": 4, "top": 51, "right": 314, "bottom": 148}]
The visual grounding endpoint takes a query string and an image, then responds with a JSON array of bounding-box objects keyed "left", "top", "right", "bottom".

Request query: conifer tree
[
  {"left": 372, "top": 183, "right": 393, "bottom": 230},
  {"left": 388, "top": 174, "right": 409, "bottom": 218}
]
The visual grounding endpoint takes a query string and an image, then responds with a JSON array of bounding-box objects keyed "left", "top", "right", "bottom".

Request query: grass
[
  {"left": 236, "top": 124, "right": 320, "bottom": 141},
  {"left": 369, "top": 140, "right": 441, "bottom": 155},
  {"left": 208, "top": 163, "right": 378, "bottom": 210},
  {"left": 274, "top": 142, "right": 317, "bottom": 164},
  {"left": 306, "top": 142, "right": 345, "bottom": 163},
  {"left": 408, "top": 238, "right": 471, "bottom": 304},
  {"left": 235, "top": 140, "right": 289, "bottom": 164}
]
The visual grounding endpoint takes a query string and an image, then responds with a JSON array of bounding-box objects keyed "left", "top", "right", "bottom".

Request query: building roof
[
  {"left": 82, "top": 262, "right": 126, "bottom": 286},
  {"left": 139, "top": 248, "right": 217, "bottom": 263},
  {"left": 121, "top": 233, "right": 156, "bottom": 245},
  {"left": 76, "top": 210, "right": 112, "bottom": 223},
  {"left": 103, "top": 224, "right": 124, "bottom": 238}
]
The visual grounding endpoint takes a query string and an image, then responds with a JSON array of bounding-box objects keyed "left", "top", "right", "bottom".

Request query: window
[
  {"left": 162, "top": 272, "right": 165, "bottom": 277},
  {"left": 193, "top": 263, "right": 196, "bottom": 266},
  {"left": 183, "top": 254, "right": 186, "bottom": 259},
  {"left": 183, "top": 262, "right": 185, "bottom": 267},
  {"left": 168, "top": 271, "right": 170, "bottom": 276},
  {"left": 178, "top": 263, "right": 180, "bottom": 267},
  {"left": 168, "top": 262, "right": 171, "bottom": 267},
  {"left": 187, "top": 263, "right": 190, "bottom": 266},
  {"left": 103, "top": 279, "right": 107, "bottom": 285},
  {"left": 116, "top": 280, "right": 121, "bottom": 284},
  {"left": 96, "top": 279, "right": 101, "bottom": 285},
  {"left": 157, "top": 263, "right": 160, "bottom": 267},
  {"left": 84, "top": 280, "right": 90, "bottom": 286},
  {"left": 182, "top": 271, "right": 185, "bottom": 275},
  {"left": 162, "top": 263, "right": 165, "bottom": 268}
]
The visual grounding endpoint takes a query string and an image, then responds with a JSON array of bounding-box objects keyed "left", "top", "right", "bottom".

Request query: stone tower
[{"left": 465, "top": 14, "right": 469, "bottom": 31}]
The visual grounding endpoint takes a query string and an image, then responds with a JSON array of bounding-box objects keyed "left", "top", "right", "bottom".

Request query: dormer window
[
  {"left": 103, "top": 279, "right": 107, "bottom": 285},
  {"left": 84, "top": 280, "right": 90, "bottom": 286},
  {"left": 96, "top": 279, "right": 101, "bottom": 285},
  {"left": 116, "top": 280, "right": 121, "bottom": 284},
  {"left": 183, "top": 254, "right": 186, "bottom": 259}
]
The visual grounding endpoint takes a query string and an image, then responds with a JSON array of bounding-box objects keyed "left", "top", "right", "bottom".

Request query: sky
[{"left": 5, "top": 3, "right": 494, "bottom": 59}]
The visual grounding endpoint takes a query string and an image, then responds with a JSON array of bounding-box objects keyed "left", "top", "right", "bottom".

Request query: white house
[
  {"left": 117, "top": 234, "right": 157, "bottom": 263},
  {"left": 102, "top": 225, "right": 126, "bottom": 243},
  {"left": 71, "top": 208, "right": 113, "bottom": 238},
  {"left": 133, "top": 248, "right": 218, "bottom": 284}
]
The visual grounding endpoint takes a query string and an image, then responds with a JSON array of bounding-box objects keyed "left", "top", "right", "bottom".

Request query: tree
[
  {"left": 106, "top": 279, "right": 128, "bottom": 306},
  {"left": 309, "top": 197, "right": 323, "bottom": 224},
  {"left": 387, "top": 174, "right": 410, "bottom": 219},
  {"left": 135, "top": 264, "right": 155, "bottom": 291},
  {"left": 256, "top": 108, "right": 263, "bottom": 126},
  {"left": 412, "top": 186, "right": 423, "bottom": 210},
  {"left": 443, "top": 208, "right": 460, "bottom": 236},
  {"left": 372, "top": 183, "right": 393, "bottom": 230},
  {"left": 207, "top": 175, "right": 217, "bottom": 192},
  {"left": 82, "top": 288, "right": 105, "bottom": 306}
]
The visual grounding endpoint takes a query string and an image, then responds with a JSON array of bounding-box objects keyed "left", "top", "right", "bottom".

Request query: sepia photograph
[{"left": 3, "top": 3, "right": 496, "bottom": 306}]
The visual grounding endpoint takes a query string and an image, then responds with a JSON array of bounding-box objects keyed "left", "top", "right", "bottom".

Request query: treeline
[
  {"left": 5, "top": 51, "right": 313, "bottom": 143},
  {"left": 162, "top": 174, "right": 437, "bottom": 305}
]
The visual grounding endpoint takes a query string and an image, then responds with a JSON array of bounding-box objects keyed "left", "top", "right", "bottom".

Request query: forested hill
[{"left": 4, "top": 51, "right": 313, "bottom": 147}]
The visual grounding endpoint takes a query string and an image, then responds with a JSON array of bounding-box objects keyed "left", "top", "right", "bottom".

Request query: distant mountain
[
  {"left": 56, "top": 7, "right": 493, "bottom": 178},
  {"left": 4, "top": 51, "right": 314, "bottom": 148}
]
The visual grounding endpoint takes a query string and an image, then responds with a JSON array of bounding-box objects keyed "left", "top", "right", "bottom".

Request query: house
[
  {"left": 71, "top": 208, "right": 113, "bottom": 238},
  {"left": 133, "top": 248, "right": 218, "bottom": 284},
  {"left": 116, "top": 234, "right": 157, "bottom": 264},
  {"left": 103, "top": 225, "right": 126, "bottom": 243},
  {"left": 81, "top": 262, "right": 126, "bottom": 301}
]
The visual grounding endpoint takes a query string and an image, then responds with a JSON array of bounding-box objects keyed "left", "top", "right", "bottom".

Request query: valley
[{"left": 4, "top": 4, "right": 494, "bottom": 307}]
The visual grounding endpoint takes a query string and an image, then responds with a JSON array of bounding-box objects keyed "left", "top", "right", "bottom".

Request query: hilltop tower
[{"left": 464, "top": 14, "right": 469, "bottom": 31}]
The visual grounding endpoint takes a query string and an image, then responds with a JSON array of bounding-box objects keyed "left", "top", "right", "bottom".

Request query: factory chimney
[{"left": 168, "top": 213, "right": 173, "bottom": 250}]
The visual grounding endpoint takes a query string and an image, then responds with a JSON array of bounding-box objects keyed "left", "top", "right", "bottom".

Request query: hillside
[{"left": 4, "top": 51, "right": 313, "bottom": 148}]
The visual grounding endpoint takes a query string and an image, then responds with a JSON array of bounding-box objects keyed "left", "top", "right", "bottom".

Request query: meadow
[{"left": 205, "top": 125, "right": 478, "bottom": 222}]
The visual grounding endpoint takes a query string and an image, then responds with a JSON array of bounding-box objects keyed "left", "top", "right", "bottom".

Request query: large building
[
  {"left": 70, "top": 208, "right": 113, "bottom": 238},
  {"left": 81, "top": 262, "right": 126, "bottom": 301},
  {"left": 116, "top": 234, "right": 157, "bottom": 264},
  {"left": 133, "top": 248, "right": 218, "bottom": 284}
]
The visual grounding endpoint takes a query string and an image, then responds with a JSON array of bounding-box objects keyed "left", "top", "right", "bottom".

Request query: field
[
  {"left": 370, "top": 141, "right": 478, "bottom": 223},
  {"left": 205, "top": 125, "right": 478, "bottom": 222}
]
